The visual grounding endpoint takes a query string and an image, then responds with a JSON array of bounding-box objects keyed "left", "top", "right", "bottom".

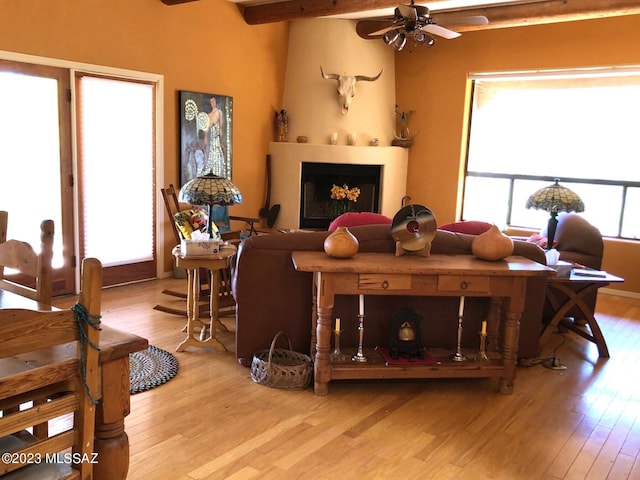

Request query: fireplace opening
[{"left": 300, "top": 162, "right": 381, "bottom": 229}]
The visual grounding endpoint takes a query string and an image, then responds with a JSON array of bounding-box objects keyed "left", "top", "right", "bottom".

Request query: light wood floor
[{"left": 55, "top": 278, "right": 640, "bottom": 480}]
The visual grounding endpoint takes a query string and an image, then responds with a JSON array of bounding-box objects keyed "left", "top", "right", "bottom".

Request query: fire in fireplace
[{"left": 300, "top": 162, "right": 381, "bottom": 229}]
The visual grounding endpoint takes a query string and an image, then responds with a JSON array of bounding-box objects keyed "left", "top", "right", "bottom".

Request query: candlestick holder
[
  {"left": 352, "top": 314, "right": 368, "bottom": 362},
  {"left": 475, "top": 331, "right": 489, "bottom": 362},
  {"left": 450, "top": 315, "right": 467, "bottom": 362},
  {"left": 330, "top": 330, "right": 346, "bottom": 362}
]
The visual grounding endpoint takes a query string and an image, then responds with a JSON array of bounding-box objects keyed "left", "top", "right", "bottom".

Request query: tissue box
[
  {"left": 180, "top": 239, "right": 219, "bottom": 257},
  {"left": 550, "top": 260, "right": 572, "bottom": 277}
]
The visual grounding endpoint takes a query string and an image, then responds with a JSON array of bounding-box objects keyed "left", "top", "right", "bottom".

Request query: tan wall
[
  {"left": 282, "top": 18, "right": 396, "bottom": 145},
  {"left": 395, "top": 15, "right": 640, "bottom": 294},
  {"left": 0, "top": 0, "right": 289, "bottom": 273}
]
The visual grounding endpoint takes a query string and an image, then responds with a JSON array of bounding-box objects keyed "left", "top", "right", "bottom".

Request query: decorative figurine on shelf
[
  {"left": 389, "top": 308, "right": 425, "bottom": 360},
  {"left": 392, "top": 105, "right": 414, "bottom": 148},
  {"left": 274, "top": 109, "right": 288, "bottom": 142}
]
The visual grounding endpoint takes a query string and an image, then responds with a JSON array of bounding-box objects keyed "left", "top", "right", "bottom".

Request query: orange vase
[
  {"left": 323, "top": 227, "right": 359, "bottom": 258},
  {"left": 471, "top": 224, "right": 514, "bottom": 261}
]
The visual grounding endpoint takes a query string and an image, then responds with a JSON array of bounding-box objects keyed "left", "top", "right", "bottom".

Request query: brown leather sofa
[{"left": 231, "top": 224, "right": 549, "bottom": 366}]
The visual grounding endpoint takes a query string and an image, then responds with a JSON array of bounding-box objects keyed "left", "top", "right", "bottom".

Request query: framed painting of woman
[{"left": 179, "top": 91, "right": 233, "bottom": 185}]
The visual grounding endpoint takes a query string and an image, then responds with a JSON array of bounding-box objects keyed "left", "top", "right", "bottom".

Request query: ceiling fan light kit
[{"left": 360, "top": 2, "right": 487, "bottom": 51}]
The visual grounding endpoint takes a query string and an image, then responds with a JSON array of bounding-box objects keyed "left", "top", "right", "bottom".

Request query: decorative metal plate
[{"left": 391, "top": 204, "right": 437, "bottom": 252}]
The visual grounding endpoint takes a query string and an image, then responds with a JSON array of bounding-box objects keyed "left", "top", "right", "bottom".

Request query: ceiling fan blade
[
  {"left": 439, "top": 15, "right": 489, "bottom": 27},
  {"left": 421, "top": 23, "right": 461, "bottom": 40},
  {"left": 370, "top": 24, "right": 404, "bottom": 37},
  {"left": 413, "top": 5, "right": 430, "bottom": 19},
  {"left": 397, "top": 4, "right": 418, "bottom": 20},
  {"left": 356, "top": 19, "right": 400, "bottom": 39}
]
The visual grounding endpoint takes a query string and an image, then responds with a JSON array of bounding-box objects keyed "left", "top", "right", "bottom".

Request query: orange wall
[
  {"left": 2, "top": 2, "right": 638, "bottom": 293},
  {"left": 395, "top": 15, "right": 640, "bottom": 294},
  {"left": 0, "top": 0, "right": 289, "bottom": 273}
]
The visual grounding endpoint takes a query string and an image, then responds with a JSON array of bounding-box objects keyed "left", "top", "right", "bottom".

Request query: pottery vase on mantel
[{"left": 323, "top": 227, "right": 359, "bottom": 258}]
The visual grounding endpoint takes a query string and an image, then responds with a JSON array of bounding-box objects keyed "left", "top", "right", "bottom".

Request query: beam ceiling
[{"left": 160, "top": 0, "right": 640, "bottom": 32}]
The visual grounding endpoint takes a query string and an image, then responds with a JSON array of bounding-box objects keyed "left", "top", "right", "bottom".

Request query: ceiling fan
[{"left": 356, "top": 1, "right": 488, "bottom": 51}]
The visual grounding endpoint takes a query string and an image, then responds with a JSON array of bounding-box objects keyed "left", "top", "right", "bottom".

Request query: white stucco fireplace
[{"left": 267, "top": 18, "right": 409, "bottom": 230}]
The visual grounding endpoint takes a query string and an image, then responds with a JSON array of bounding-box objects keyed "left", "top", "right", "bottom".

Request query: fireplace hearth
[
  {"left": 300, "top": 162, "right": 381, "bottom": 229},
  {"left": 268, "top": 143, "right": 407, "bottom": 230}
]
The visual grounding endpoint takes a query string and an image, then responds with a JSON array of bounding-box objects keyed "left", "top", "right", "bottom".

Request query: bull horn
[
  {"left": 320, "top": 65, "right": 340, "bottom": 80},
  {"left": 354, "top": 69, "right": 383, "bottom": 82}
]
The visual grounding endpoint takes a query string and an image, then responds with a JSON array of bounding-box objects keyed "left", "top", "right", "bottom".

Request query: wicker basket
[{"left": 251, "top": 331, "right": 313, "bottom": 390}]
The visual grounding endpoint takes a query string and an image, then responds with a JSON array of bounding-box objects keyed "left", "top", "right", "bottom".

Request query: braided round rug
[{"left": 129, "top": 345, "right": 179, "bottom": 394}]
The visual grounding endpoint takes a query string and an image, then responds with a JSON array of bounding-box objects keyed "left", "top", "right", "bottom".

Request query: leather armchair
[
  {"left": 552, "top": 213, "right": 603, "bottom": 270},
  {"left": 544, "top": 213, "right": 604, "bottom": 323}
]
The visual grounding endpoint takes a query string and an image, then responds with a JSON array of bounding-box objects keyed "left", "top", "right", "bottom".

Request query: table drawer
[
  {"left": 438, "top": 275, "right": 490, "bottom": 293},
  {"left": 359, "top": 274, "right": 411, "bottom": 290}
]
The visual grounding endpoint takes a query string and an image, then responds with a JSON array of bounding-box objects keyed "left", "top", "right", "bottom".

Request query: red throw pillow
[
  {"left": 438, "top": 221, "right": 493, "bottom": 235},
  {"left": 527, "top": 233, "right": 552, "bottom": 249},
  {"left": 328, "top": 212, "right": 392, "bottom": 231}
]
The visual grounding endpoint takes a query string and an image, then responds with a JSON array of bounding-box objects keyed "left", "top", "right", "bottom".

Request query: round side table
[{"left": 173, "top": 244, "right": 237, "bottom": 352}]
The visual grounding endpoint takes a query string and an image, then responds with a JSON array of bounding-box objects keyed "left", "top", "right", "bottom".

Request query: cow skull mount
[{"left": 320, "top": 66, "right": 383, "bottom": 115}]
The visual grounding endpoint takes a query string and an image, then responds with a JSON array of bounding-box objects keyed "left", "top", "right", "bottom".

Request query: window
[{"left": 463, "top": 67, "right": 640, "bottom": 239}]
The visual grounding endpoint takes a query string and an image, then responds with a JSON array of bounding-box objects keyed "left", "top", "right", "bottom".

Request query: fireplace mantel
[{"left": 269, "top": 142, "right": 408, "bottom": 229}]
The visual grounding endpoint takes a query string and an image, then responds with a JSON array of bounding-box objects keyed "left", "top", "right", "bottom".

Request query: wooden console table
[{"left": 291, "top": 252, "right": 555, "bottom": 395}]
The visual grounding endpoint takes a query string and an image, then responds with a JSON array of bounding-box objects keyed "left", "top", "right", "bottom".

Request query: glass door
[
  {"left": 0, "top": 60, "right": 74, "bottom": 295},
  {"left": 75, "top": 74, "right": 156, "bottom": 286},
  {"left": 1, "top": 59, "right": 159, "bottom": 292}
]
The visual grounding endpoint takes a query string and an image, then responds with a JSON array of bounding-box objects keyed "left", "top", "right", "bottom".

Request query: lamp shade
[
  {"left": 525, "top": 178, "right": 584, "bottom": 251},
  {"left": 526, "top": 178, "right": 584, "bottom": 214},
  {"left": 178, "top": 172, "right": 243, "bottom": 207},
  {"left": 178, "top": 171, "right": 243, "bottom": 236}
]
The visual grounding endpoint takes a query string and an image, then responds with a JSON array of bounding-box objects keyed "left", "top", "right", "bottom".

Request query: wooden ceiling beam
[
  {"left": 438, "top": 0, "right": 640, "bottom": 32},
  {"left": 243, "top": 1, "right": 410, "bottom": 25},
  {"left": 241, "top": 0, "right": 640, "bottom": 27},
  {"left": 161, "top": 0, "right": 199, "bottom": 4}
]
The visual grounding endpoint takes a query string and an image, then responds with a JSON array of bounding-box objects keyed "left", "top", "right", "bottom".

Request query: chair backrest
[
  {"left": 0, "top": 257, "right": 102, "bottom": 479},
  {"left": 0, "top": 211, "right": 54, "bottom": 303},
  {"left": 554, "top": 213, "right": 604, "bottom": 270},
  {"left": 161, "top": 184, "right": 184, "bottom": 244}
]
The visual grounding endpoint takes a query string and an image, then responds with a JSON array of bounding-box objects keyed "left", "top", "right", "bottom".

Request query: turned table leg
[
  {"left": 94, "top": 357, "right": 131, "bottom": 480},
  {"left": 314, "top": 272, "right": 335, "bottom": 396},
  {"left": 500, "top": 278, "right": 526, "bottom": 394}
]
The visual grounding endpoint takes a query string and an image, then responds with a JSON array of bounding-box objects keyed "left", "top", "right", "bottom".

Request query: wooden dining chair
[
  {"left": 0, "top": 257, "right": 102, "bottom": 480},
  {"left": 0, "top": 212, "right": 55, "bottom": 438},
  {"left": 0, "top": 210, "right": 54, "bottom": 304}
]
